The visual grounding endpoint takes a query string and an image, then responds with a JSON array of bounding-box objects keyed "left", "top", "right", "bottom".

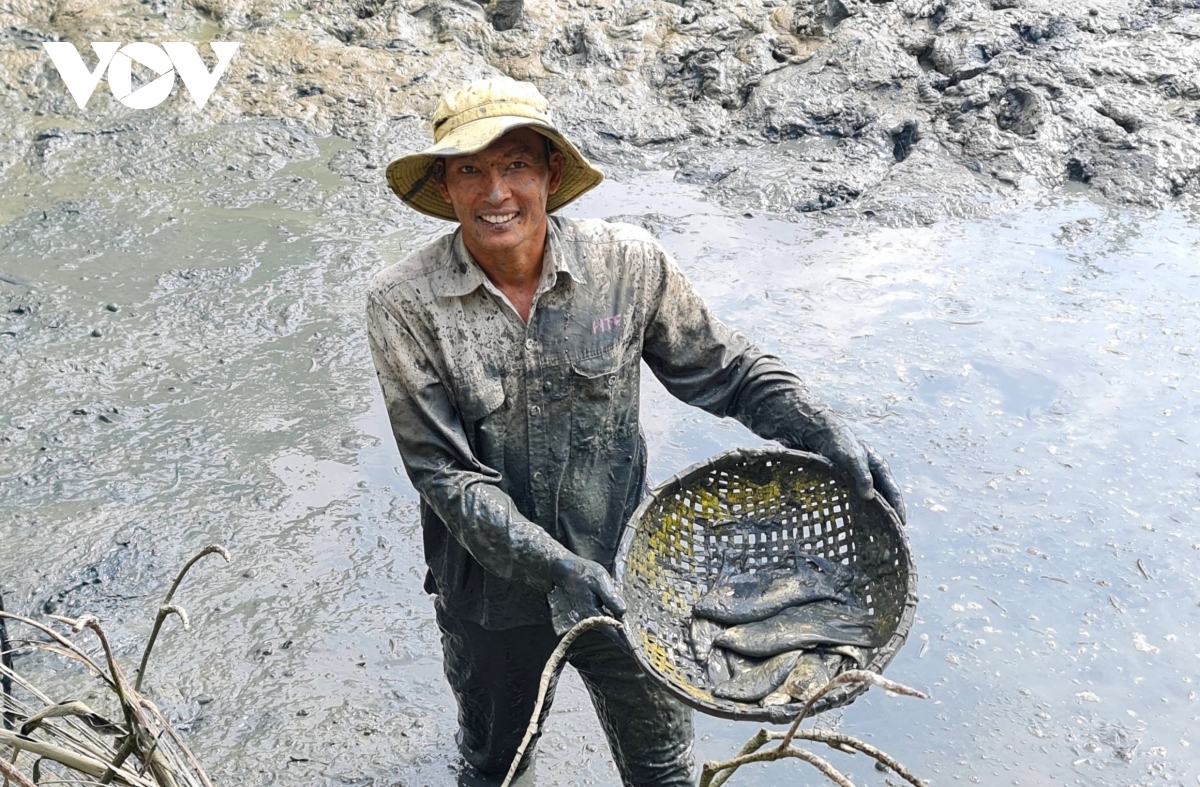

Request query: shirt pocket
[
  {"left": 456, "top": 375, "right": 505, "bottom": 422},
  {"left": 570, "top": 348, "right": 627, "bottom": 401},
  {"left": 456, "top": 375, "right": 507, "bottom": 461},
  {"left": 569, "top": 346, "right": 637, "bottom": 441}
]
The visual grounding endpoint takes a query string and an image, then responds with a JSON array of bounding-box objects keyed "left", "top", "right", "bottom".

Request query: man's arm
[
  {"left": 366, "top": 291, "right": 626, "bottom": 615},
  {"left": 638, "top": 243, "right": 906, "bottom": 524}
]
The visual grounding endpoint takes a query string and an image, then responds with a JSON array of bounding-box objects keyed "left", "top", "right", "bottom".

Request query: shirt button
[
  {"left": 533, "top": 471, "right": 544, "bottom": 482},
  {"left": 525, "top": 338, "right": 535, "bottom": 350},
  {"left": 530, "top": 404, "right": 541, "bottom": 416},
  {"left": 543, "top": 380, "right": 552, "bottom": 391}
]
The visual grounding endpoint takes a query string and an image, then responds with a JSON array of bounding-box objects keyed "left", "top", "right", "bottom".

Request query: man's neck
[{"left": 462, "top": 222, "right": 550, "bottom": 323}]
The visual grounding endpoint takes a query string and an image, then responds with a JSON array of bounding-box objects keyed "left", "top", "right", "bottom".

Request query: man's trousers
[{"left": 434, "top": 604, "right": 695, "bottom": 786}]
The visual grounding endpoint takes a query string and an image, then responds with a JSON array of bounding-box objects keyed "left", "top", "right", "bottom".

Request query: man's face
[{"left": 435, "top": 127, "right": 564, "bottom": 261}]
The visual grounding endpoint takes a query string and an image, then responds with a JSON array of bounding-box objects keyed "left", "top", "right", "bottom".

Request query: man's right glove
[{"left": 547, "top": 556, "right": 627, "bottom": 637}]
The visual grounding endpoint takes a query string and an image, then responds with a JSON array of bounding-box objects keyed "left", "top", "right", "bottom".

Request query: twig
[
  {"left": 0, "top": 757, "right": 36, "bottom": 787},
  {"left": 499, "top": 616, "right": 623, "bottom": 787},
  {"left": 706, "top": 729, "right": 773, "bottom": 787},
  {"left": 701, "top": 744, "right": 855, "bottom": 787},
  {"left": 97, "top": 738, "right": 136, "bottom": 786},
  {"left": 770, "top": 730, "right": 927, "bottom": 786},
  {"left": 781, "top": 670, "right": 927, "bottom": 749},
  {"left": 54, "top": 618, "right": 177, "bottom": 787},
  {"left": 702, "top": 670, "right": 929, "bottom": 787},
  {"left": 0, "top": 549, "right": 227, "bottom": 787},
  {"left": 51, "top": 619, "right": 138, "bottom": 739},
  {"left": 135, "top": 547, "right": 228, "bottom": 693},
  {"left": 20, "top": 703, "right": 123, "bottom": 738},
  {"left": 0, "top": 669, "right": 114, "bottom": 762},
  {"left": 137, "top": 702, "right": 212, "bottom": 787}
]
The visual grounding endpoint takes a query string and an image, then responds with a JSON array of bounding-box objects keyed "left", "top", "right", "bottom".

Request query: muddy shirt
[{"left": 367, "top": 216, "right": 821, "bottom": 629}]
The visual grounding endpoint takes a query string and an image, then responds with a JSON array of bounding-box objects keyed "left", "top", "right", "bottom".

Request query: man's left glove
[
  {"left": 548, "top": 556, "right": 627, "bottom": 636},
  {"left": 781, "top": 410, "right": 907, "bottom": 527}
]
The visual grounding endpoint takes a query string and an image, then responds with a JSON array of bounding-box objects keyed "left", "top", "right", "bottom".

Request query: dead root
[
  {"left": 0, "top": 545, "right": 231, "bottom": 787},
  {"left": 700, "top": 670, "right": 930, "bottom": 787},
  {"left": 500, "top": 617, "right": 929, "bottom": 787}
]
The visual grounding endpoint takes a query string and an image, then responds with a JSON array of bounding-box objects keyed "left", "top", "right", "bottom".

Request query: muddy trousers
[{"left": 434, "top": 604, "right": 695, "bottom": 786}]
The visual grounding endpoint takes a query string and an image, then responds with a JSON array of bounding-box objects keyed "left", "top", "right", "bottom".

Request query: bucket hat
[{"left": 385, "top": 77, "right": 605, "bottom": 222}]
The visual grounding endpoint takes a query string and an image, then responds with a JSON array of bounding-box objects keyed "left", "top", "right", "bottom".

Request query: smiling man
[{"left": 366, "top": 77, "right": 905, "bottom": 785}]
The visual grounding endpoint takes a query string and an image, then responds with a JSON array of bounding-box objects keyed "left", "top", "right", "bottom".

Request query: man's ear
[
  {"left": 547, "top": 150, "right": 565, "bottom": 196},
  {"left": 432, "top": 176, "right": 451, "bottom": 203},
  {"left": 434, "top": 166, "right": 451, "bottom": 202}
]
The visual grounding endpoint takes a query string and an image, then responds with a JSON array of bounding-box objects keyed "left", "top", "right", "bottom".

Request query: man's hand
[
  {"left": 782, "top": 413, "right": 907, "bottom": 526},
  {"left": 548, "top": 557, "right": 627, "bottom": 636}
]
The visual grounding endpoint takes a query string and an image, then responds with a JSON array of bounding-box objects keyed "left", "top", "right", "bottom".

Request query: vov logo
[{"left": 43, "top": 42, "right": 240, "bottom": 110}]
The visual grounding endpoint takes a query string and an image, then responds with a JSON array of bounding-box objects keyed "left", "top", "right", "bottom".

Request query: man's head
[
  {"left": 384, "top": 77, "right": 603, "bottom": 223},
  {"left": 433, "top": 127, "right": 564, "bottom": 260}
]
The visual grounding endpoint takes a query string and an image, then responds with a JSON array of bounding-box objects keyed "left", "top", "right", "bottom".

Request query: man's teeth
[{"left": 481, "top": 213, "right": 516, "bottom": 224}]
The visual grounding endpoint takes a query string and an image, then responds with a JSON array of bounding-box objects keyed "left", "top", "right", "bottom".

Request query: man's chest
[
  {"left": 440, "top": 276, "right": 639, "bottom": 386},
  {"left": 427, "top": 272, "right": 645, "bottom": 445}
]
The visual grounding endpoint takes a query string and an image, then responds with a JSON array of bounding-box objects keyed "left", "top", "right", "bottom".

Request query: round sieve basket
[{"left": 613, "top": 447, "right": 917, "bottom": 723}]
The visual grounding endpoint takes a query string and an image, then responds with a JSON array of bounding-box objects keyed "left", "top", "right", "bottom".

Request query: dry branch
[
  {"left": 0, "top": 757, "right": 36, "bottom": 787},
  {"left": 499, "top": 616, "right": 623, "bottom": 787},
  {"left": 701, "top": 743, "right": 856, "bottom": 787},
  {"left": 0, "top": 545, "right": 231, "bottom": 787},
  {"left": 0, "top": 730, "right": 154, "bottom": 787},
  {"left": 0, "top": 614, "right": 109, "bottom": 685},
  {"left": 700, "top": 669, "right": 930, "bottom": 787}
]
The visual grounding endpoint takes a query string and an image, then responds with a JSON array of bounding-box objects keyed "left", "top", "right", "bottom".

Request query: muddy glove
[
  {"left": 548, "top": 557, "right": 627, "bottom": 637},
  {"left": 860, "top": 439, "right": 906, "bottom": 526},
  {"left": 780, "top": 410, "right": 907, "bottom": 527}
]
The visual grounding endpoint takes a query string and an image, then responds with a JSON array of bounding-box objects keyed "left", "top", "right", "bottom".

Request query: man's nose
[{"left": 482, "top": 169, "right": 509, "bottom": 204}]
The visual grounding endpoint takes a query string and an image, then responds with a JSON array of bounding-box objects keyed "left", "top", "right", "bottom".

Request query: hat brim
[{"left": 386, "top": 117, "right": 604, "bottom": 222}]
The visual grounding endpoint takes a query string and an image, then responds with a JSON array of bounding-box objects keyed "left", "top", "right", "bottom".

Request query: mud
[
  {"left": 2, "top": 1, "right": 1200, "bottom": 785},
  {"left": 2, "top": 0, "right": 1200, "bottom": 221},
  {"left": 2, "top": 137, "right": 1198, "bottom": 783}
]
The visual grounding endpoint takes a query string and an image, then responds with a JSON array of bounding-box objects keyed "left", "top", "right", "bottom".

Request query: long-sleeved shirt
[{"left": 366, "top": 215, "right": 836, "bottom": 629}]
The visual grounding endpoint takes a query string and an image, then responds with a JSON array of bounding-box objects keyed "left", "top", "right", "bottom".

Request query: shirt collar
[
  {"left": 431, "top": 217, "right": 588, "bottom": 299},
  {"left": 430, "top": 232, "right": 488, "bottom": 298},
  {"left": 546, "top": 216, "right": 589, "bottom": 290}
]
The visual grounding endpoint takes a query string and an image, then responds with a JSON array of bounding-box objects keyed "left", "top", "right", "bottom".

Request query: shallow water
[{"left": 1, "top": 130, "right": 1198, "bottom": 786}]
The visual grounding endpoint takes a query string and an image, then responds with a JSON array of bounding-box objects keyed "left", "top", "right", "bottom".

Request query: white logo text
[{"left": 43, "top": 42, "right": 239, "bottom": 110}]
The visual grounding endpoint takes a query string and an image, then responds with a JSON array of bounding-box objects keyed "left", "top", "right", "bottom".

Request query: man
[{"left": 366, "top": 77, "right": 905, "bottom": 785}]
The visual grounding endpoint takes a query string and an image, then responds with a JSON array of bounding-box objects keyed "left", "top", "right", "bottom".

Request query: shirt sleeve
[
  {"left": 639, "top": 242, "right": 837, "bottom": 449},
  {"left": 366, "top": 289, "right": 572, "bottom": 593}
]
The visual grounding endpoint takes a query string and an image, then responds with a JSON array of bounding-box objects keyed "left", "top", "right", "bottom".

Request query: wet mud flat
[
  {"left": 0, "top": 1, "right": 1198, "bottom": 783},
  {"left": 2, "top": 0, "right": 1200, "bottom": 225},
  {"left": 1, "top": 111, "right": 1198, "bottom": 783}
]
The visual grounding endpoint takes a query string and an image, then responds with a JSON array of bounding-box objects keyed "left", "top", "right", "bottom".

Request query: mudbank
[
  {"left": 2, "top": 0, "right": 1199, "bottom": 220},
  {"left": 4, "top": 5, "right": 1200, "bottom": 786}
]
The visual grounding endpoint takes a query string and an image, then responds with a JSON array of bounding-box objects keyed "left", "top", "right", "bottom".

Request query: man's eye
[
  {"left": 460, "top": 165, "right": 478, "bottom": 174},
  {"left": 510, "top": 161, "right": 527, "bottom": 169}
]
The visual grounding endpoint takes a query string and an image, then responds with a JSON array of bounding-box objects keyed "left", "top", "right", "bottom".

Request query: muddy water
[{"left": 1, "top": 135, "right": 1199, "bottom": 786}]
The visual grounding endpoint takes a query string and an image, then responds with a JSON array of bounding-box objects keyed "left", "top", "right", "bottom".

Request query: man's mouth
[{"left": 480, "top": 212, "right": 518, "bottom": 225}]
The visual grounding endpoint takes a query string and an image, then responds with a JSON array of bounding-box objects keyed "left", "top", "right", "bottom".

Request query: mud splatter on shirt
[{"left": 367, "top": 216, "right": 826, "bottom": 628}]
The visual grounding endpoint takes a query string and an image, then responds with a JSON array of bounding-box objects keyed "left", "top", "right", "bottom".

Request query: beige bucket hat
[{"left": 386, "top": 77, "right": 605, "bottom": 222}]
